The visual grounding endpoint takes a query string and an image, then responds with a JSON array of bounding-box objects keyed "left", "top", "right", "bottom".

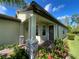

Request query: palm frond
[{"left": 0, "top": 0, "right": 26, "bottom": 8}]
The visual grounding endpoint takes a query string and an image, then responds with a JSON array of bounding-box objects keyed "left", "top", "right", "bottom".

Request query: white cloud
[
  {"left": 57, "top": 15, "right": 71, "bottom": 26},
  {"left": 44, "top": 3, "right": 52, "bottom": 12},
  {"left": 45, "top": 4, "right": 65, "bottom": 13},
  {"left": 0, "top": 10, "right": 6, "bottom": 14},
  {"left": 57, "top": 15, "right": 71, "bottom": 20},
  {"left": 0, "top": 5, "right": 7, "bottom": 14},
  {"left": 52, "top": 5, "right": 65, "bottom": 12}
]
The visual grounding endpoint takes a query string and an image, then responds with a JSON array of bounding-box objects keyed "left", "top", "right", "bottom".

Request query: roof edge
[
  {"left": 0, "top": 14, "right": 21, "bottom": 22},
  {"left": 30, "top": 1, "right": 68, "bottom": 29}
]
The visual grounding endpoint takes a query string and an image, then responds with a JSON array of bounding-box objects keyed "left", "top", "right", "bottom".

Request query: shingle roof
[{"left": 0, "top": 14, "right": 21, "bottom": 22}]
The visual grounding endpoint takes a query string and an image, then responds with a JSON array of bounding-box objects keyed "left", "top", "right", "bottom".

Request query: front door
[{"left": 49, "top": 25, "right": 54, "bottom": 42}]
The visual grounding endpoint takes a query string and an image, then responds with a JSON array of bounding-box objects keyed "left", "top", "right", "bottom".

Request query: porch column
[
  {"left": 16, "top": 11, "right": 26, "bottom": 45},
  {"left": 28, "top": 13, "right": 38, "bottom": 59}
]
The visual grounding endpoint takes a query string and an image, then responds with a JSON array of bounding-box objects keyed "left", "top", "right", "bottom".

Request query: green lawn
[{"left": 65, "top": 35, "right": 79, "bottom": 59}]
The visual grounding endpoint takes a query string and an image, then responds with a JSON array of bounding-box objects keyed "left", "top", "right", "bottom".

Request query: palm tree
[
  {"left": 71, "top": 14, "right": 79, "bottom": 26},
  {"left": 0, "top": 0, "right": 46, "bottom": 9},
  {"left": 0, "top": 0, "right": 26, "bottom": 8},
  {"left": 72, "top": 14, "right": 79, "bottom": 23}
]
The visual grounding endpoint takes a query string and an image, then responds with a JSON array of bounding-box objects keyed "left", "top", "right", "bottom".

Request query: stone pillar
[{"left": 27, "top": 13, "right": 38, "bottom": 59}]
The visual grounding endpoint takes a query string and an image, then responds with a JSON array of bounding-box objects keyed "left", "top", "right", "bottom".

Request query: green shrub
[
  {"left": 0, "top": 44, "right": 29, "bottom": 59},
  {"left": 53, "top": 39, "right": 69, "bottom": 58},
  {"left": 67, "top": 33, "right": 75, "bottom": 40}
]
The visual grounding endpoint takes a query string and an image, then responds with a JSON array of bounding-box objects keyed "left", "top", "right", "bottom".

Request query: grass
[{"left": 64, "top": 35, "right": 79, "bottom": 59}]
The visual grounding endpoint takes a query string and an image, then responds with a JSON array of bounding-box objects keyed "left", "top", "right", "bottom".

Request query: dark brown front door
[{"left": 49, "top": 25, "right": 54, "bottom": 42}]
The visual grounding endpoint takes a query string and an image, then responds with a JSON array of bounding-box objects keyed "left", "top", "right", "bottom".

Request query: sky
[{"left": 0, "top": 0, "right": 79, "bottom": 24}]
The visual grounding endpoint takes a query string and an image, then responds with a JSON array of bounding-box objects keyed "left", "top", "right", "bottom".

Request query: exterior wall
[
  {"left": 61, "top": 26, "right": 64, "bottom": 38},
  {"left": 18, "top": 12, "right": 51, "bottom": 45},
  {"left": 23, "top": 22, "right": 28, "bottom": 40},
  {"left": 17, "top": 10, "right": 68, "bottom": 45},
  {"left": 58, "top": 26, "right": 64, "bottom": 39},
  {"left": 36, "top": 23, "right": 49, "bottom": 45},
  {"left": 56, "top": 25, "right": 59, "bottom": 39},
  {"left": 58, "top": 25, "right": 60, "bottom": 39},
  {"left": 54, "top": 24, "right": 60, "bottom": 40},
  {"left": 63, "top": 28, "right": 67, "bottom": 38},
  {"left": 54, "top": 25, "right": 57, "bottom": 40},
  {"left": 54, "top": 24, "right": 67, "bottom": 40},
  {"left": 57, "top": 25, "right": 59, "bottom": 38},
  {"left": 0, "top": 19, "right": 20, "bottom": 45},
  {"left": 35, "top": 14, "right": 54, "bottom": 45},
  {"left": 31, "top": 12, "right": 67, "bottom": 42},
  {"left": 60, "top": 26, "right": 67, "bottom": 39}
]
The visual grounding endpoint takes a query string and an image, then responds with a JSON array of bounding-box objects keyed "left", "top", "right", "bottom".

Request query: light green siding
[
  {"left": 23, "top": 21, "right": 28, "bottom": 40},
  {"left": 54, "top": 24, "right": 67, "bottom": 40},
  {"left": 0, "top": 19, "right": 20, "bottom": 45}
]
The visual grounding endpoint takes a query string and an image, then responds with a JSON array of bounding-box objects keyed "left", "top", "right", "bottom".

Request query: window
[
  {"left": 63, "top": 30, "right": 65, "bottom": 34},
  {"left": 36, "top": 25, "right": 38, "bottom": 35},
  {"left": 42, "top": 25, "right": 46, "bottom": 35}
]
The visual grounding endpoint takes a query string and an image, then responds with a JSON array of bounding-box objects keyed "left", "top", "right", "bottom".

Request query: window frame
[{"left": 42, "top": 25, "right": 46, "bottom": 36}]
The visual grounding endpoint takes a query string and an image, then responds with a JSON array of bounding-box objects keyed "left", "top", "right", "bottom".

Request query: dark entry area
[{"left": 49, "top": 25, "right": 54, "bottom": 42}]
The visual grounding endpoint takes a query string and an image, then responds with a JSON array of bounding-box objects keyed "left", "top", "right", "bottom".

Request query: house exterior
[
  {"left": 0, "top": 1, "right": 67, "bottom": 45},
  {"left": 17, "top": 1, "right": 68, "bottom": 45}
]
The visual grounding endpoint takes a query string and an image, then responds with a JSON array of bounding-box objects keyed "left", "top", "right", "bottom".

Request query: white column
[
  {"left": 28, "top": 14, "right": 36, "bottom": 42},
  {"left": 28, "top": 14, "right": 38, "bottom": 59}
]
